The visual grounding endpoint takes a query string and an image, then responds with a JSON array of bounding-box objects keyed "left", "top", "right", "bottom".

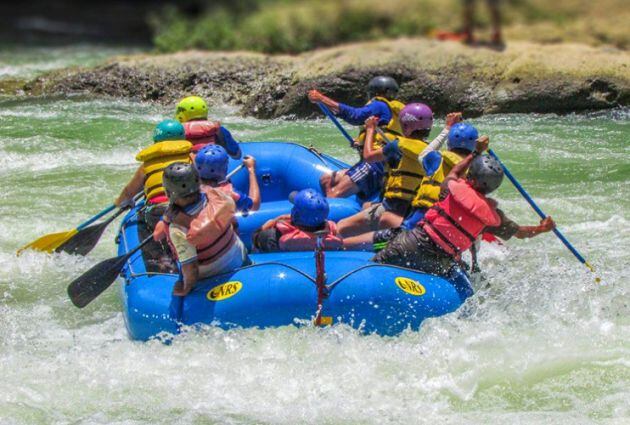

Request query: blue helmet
[
  {"left": 447, "top": 123, "right": 478, "bottom": 152},
  {"left": 290, "top": 189, "right": 329, "bottom": 228},
  {"left": 195, "top": 144, "right": 229, "bottom": 181},
  {"left": 153, "top": 119, "right": 185, "bottom": 142}
]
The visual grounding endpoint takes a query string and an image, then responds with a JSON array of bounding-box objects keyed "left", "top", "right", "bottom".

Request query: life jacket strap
[{"left": 433, "top": 205, "right": 477, "bottom": 243}]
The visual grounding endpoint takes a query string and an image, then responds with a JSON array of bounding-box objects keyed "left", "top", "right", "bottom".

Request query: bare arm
[
  {"left": 515, "top": 217, "right": 556, "bottom": 239},
  {"left": 419, "top": 112, "right": 462, "bottom": 159},
  {"left": 308, "top": 89, "right": 340, "bottom": 114},
  {"left": 362, "top": 116, "right": 385, "bottom": 162},
  {"left": 242, "top": 156, "right": 261, "bottom": 211},
  {"left": 115, "top": 165, "right": 145, "bottom": 207}
]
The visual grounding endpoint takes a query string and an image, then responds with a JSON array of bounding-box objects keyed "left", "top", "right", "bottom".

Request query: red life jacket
[
  {"left": 276, "top": 220, "right": 344, "bottom": 251},
  {"left": 183, "top": 120, "right": 221, "bottom": 153},
  {"left": 167, "top": 188, "right": 237, "bottom": 266},
  {"left": 422, "top": 179, "right": 501, "bottom": 257}
]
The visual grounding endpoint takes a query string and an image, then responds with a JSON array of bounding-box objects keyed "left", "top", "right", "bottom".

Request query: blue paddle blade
[{"left": 422, "top": 151, "right": 443, "bottom": 177}]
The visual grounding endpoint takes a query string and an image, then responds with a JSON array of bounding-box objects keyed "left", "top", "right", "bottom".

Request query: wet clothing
[
  {"left": 137, "top": 203, "right": 177, "bottom": 274},
  {"left": 372, "top": 208, "right": 520, "bottom": 275}
]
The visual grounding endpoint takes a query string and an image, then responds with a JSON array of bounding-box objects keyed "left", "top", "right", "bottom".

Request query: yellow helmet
[{"left": 175, "top": 96, "right": 208, "bottom": 123}]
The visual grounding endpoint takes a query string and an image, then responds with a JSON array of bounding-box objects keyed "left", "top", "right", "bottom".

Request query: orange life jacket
[
  {"left": 167, "top": 188, "right": 237, "bottom": 265},
  {"left": 422, "top": 179, "right": 501, "bottom": 258},
  {"left": 276, "top": 220, "right": 344, "bottom": 251},
  {"left": 183, "top": 120, "right": 221, "bottom": 153}
]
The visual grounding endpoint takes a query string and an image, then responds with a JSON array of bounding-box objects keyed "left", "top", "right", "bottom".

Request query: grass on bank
[{"left": 150, "top": 0, "right": 630, "bottom": 54}]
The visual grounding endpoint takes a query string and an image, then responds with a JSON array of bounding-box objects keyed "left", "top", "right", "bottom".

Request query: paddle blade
[
  {"left": 16, "top": 229, "right": 77, "bottom": 256},
  {"left": 67, "top": 254, "right": 130, "bottom": 308},
  {"left": 55, "top": 221, "right": 110, "bottom": 256}
]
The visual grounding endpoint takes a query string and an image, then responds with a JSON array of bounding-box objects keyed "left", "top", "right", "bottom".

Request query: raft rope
[{"left": 313, "top": 232, "right": 329, "bottom": 326}]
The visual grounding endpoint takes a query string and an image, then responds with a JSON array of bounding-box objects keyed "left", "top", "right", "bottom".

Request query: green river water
[{"left": 0, "top": 46, "right": 628, "bottom": 424}]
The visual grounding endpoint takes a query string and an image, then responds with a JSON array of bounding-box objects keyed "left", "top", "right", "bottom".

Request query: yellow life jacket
[
  {"left": 411, "top": 150, "right": 464, "bottom": 209},
  {"left": 136, "top": 140, "right": 192, "bottom": 201},
  {"left": 356, "top": 97, "right": 406, "bottom": 149},
  {"left": 383, "top": 136, "right": 429, "bottom": 202}
]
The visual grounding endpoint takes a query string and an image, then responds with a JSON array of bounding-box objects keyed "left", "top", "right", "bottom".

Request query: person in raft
[
  {"left": 402, "top": 121, "right": 480, "bottom": 230},
  {"left": 115, "top": 119, "right": 192, "bottom": 227},
  {"left": 336, "top": 104, "right": 462, "bottom": 237},
  {"left": 252, "top": 189, "right": 343, "bottom": 253},
  {"left": 307, "top": 76, "right": 405, "bottom": 202},
  {"left": 370, "top": 138, "right": 556, "bottom": 276},
  {"left": 194, "top": 144, "right": 261, "bottom": 214},
  {"left": 175, "top": 95, "right": 242, "bottom": 159},
  {"left": 161, "top": 162, "right": 250, "bottom": 296}
]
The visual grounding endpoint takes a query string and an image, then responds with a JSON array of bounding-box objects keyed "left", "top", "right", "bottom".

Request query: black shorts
[{"left": 371, "top": 226, "right": 455, "bottom": 276}]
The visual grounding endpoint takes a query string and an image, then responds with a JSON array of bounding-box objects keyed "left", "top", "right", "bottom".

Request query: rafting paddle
[
  {"left": 17, "top": 204, "right": 116, "bottom": 255},
  {"left": 488, "top": 149, "right": 599, "bottom": 282},
  {"left": 68, "top": 236, "right": 153, "bottom": 308},
  {"left": 317, "top": 102, "right": 355, "bottom": 147}
]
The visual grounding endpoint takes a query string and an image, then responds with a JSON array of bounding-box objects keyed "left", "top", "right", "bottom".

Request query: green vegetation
[{"left": 151, "top": 0, "right": 628, "bottom": 54}]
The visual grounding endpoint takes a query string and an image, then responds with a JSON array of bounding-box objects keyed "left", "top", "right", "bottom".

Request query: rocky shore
[{"left": 12, "top": 38, "right": 630, "bottom": 118}]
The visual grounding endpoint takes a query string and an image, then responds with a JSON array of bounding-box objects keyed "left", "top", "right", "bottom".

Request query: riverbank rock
[{"left": 25, "top": 38, "right": 630, "bottom": 118}]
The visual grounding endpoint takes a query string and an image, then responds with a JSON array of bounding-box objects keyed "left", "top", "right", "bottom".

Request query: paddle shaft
[
  {"left": 226, "top": 163, "right": 245, "bottom": 180},
  {"left": 317, "top": 102, "right": 355, "bottom": 146},
  {"left": 488, "top": 149, "right": 594, "bottom": 272},
  {"left": 76, "top": 204, "right": 116, "bottom": 231}
]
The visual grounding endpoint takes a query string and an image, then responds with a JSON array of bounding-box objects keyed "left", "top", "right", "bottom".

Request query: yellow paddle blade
[{"left": 16, "top": 229, "right": 78, "bottom": 256}]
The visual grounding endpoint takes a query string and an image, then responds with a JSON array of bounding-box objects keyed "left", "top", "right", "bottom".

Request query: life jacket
[
  {"left": 383, "top": 136, "right": 429, "bottom": 202},
  {"left": 167, "top": 188, "right": 237, "bottom": 266},
  {"left": 422, "top": 179, "right": 501, "bottom": 257},
  {"left": 136, "top": 140, "right": 192, "bottom": 203},
  {"left": 411, "top": 150, "right": 463, "bottom": 209},
  {"left": 355, "top": 97, "right": 406, "bottom": 148},
  {"left": 276, "top": 220, "right": 344, "bottom": 251},
  {"left": 183, "top": 120, "right": 221, "bottom": 153},
  {"left": 200, "top": 181, "right": 241, "bottom": 204}
]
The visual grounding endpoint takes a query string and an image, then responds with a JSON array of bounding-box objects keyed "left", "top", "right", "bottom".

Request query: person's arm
[
  {"left": 486, "top": 209, "right": 556, "bottom": 240},
  {"left": 441, "top": 135, "right": 489, "bottom": 189},
  {"left": 338, "top": 101, "right": 390, "bottom": 126},
  {"left": 514, "top": 217, "right": 556, "bottom": 239},
  {"left": 261, "top": 214, "right": 291, "bottom": 231},
  {"left": 242, "top": 156, "right": 261, "bottom": 211},
  {"left": 217, "top": 126, "right": 242, "bottom": 159},
  {"left": 115, "top": 165, "right": 144, "bottom": 207},
  {"left": 419, "top": 112, "right": 462, "bottom": 160},
  {"left": 308, "top": 89, "right": 340, "bottom": 113},
  {"left": 362, "top": 116, "right": 385, "bottom": 162}
]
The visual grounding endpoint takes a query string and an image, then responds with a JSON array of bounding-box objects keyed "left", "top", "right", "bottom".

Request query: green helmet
[
  {"left": 153, "top": 119, "right": 185, "bottom": 142},
  {"left": 175, "top": 96, "right": 208, "bottom": 123}
]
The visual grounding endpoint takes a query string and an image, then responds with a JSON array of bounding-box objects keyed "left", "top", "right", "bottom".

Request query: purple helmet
[{"left": 399, "top": 103, "right": 434, "bottom": 136}]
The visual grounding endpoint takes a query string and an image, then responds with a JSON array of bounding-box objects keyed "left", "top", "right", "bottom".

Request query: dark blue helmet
[
  {"left": 447, "top": 123, "right": 478, "bottom": 152},
  {"left": 195, "top": 144, "right": 229, "bottom": 181},
  {"left": 290, "top": 189, "right": 329, "bottom": 228}
]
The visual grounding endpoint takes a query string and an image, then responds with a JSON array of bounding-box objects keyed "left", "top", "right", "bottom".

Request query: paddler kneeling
[
  {"left": 161, "top": 162, "right": 250, "bottom": 296},
  {"left": 252, "top": 189, "right": 343, "bottom": 252},
  {"left": 371, "top": 138, "right": 556, "bottom": 275}
]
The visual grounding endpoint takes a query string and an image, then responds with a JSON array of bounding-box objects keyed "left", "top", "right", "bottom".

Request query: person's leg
[
  {"left": 463, "top": 0, "right": 476, "bottom": 44},
  {"left": 320, "top": 169, "right": 360, "bottom": 198},
  {"left": 343, "top": 231, "right": 376, "bottom": 251},
  {"left": 337, "top": 203, "right": 384, "bottom": 238},
  {"left": 377, "top": 210, "right": 404, "bottom": 230},
  {"left": 487, "top": 0, "right": 503, "bottom": 45}
]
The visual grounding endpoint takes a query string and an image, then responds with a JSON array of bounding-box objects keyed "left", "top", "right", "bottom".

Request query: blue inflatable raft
[{"left": 117, "top": 142, "right": 473, "bottom": 341}]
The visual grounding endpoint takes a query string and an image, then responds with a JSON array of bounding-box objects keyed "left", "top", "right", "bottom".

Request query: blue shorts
[
  {"left": 346, "top": 161, "right": 385, "bottom": 200},
  {"left": 401, "top": 207, "right": 427, "bottom": 230}
]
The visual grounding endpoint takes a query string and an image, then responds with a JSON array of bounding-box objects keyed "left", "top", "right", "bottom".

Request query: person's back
[
  {"left": 162, "top": 162, "right": 249, "bottom": 296},
  {"left": 253, "top": 189, "right": 343, "bottom": 253},
  {"left": 175, "top": 96, "right": 242, "bottom": 159},
  {"left": 194, "top": 144, "right": 261, "bottom": 213}
]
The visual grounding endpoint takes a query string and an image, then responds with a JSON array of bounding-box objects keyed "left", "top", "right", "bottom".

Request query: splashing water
[{"left": 0, "top": 51, "right": 628, "bottom": 424}]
